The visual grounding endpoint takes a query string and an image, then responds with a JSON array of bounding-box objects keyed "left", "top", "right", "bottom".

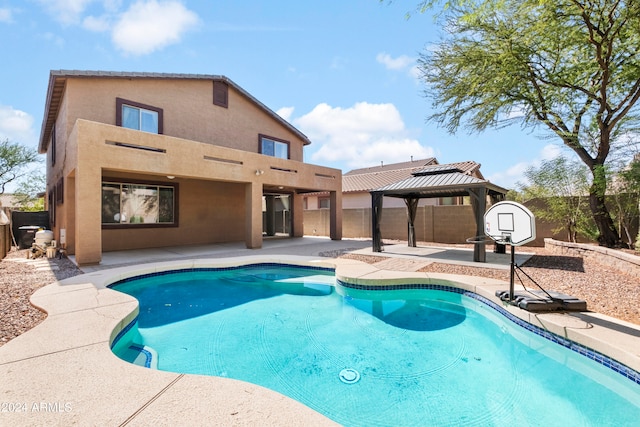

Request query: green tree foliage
[
  {"left": 13, "top": 173, "right": 46, "bottom": 211},
  {"left": 0, "top": 139, "right": 39, "bottom": 195},
  {"left": 514, "top": 157, "right": 596, "bottom": 242},
  {"left": 414, "top": 0, "right": 640, "bottom": 247},
  {"left": 614, "top": 157, "right": 640, "bottom": 248}
]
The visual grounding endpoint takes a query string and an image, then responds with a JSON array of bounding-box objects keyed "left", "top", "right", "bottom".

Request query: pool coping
[{"left": 1, "top": 254, "right": 639, "bottom": 426}]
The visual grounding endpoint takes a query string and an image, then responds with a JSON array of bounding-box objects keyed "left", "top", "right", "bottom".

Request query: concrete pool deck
[
  {"left": 74, "top": 236, "right": 534, "bottom": 274},
  {"left": 1, "top": 237, "right": 639, "bottom": 426}
]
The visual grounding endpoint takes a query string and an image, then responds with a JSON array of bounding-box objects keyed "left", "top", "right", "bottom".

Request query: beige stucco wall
[
  {"left": 60, "top": 78, "right": 306, "bottom": 161},
  {"left": 54, "top": 120, "right": 340, "bottom": 264},
  {"left": 43, "top": 76, "right": 342, "bottom": 265},
  {"left": 100, "top": 175, "right": 246, "bottom": 251}
]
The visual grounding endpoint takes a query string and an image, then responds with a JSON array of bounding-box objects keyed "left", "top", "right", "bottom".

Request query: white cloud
[
  {"left": 102, "top": 0, "right": 123, "bottom": 13},
  {"left": 408, "top": 65, "right": 421, "bottom": 80},
  {"left": 276, "top": 107, "right": 294, "bottom": 122},
  {"left": 39, "top": 0, "right": 199, "bottom": 54},
  {"left": 82, "top": 14, "right": 110, "bottom": 32},
  {"left": 0, "top": 105, "right": 37, "bottom": 147},
  {"left": 41, "top": 32, "right": 66, "bottom": 47},
  {"left": 37, "top": 0, "right": 96, "bottom": 25},
  {"left": 376, "top": 52, "right": 415, "bottom": 71},
  {"left": 0, "top": 7, "right": 13, "bottom": 23},
  {"left": 539, "top": 144, "right": 564, "bottom": 161},
  {"left": 295, "top": 102, "right": 435, "bottom": 169},
  {"left": 376, "top": 52, "right": 420, "bottom": 81},
  {"left": 111, "top": 0, "right": 200, "bottom": 56},
  {"left": 487, "top": 144, "right": 564, "bottom": 189}
]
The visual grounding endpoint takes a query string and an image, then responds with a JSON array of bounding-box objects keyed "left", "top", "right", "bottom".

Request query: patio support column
[
  {"left": 329, "top": 190, "right": 342, "bottom": 240},
  {"left": 371, "top": 191, "right": 384, "bottom": 252},
  {"left": 405, "top": 197, "right": 419, "bottom": 247},
  {"left": 74, "top": 165, "right": 102, "bottom": 265},
  {"left": 291, "top": 192, "right": 304, "bottom": 237},
  {"left": 468, "top": 187, "right": 487, "bottom": 262},
  {"left": 245, "top": 182, "right": 263, "bottom": 249}
]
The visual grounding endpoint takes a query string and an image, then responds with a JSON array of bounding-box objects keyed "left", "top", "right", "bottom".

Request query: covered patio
[{"left": 371, "top": 165, "right": 509, "bottom": 262}]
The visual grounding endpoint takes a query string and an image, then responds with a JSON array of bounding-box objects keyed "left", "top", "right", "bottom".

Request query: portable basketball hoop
[
  {"left": 475, "top": 202, "right": 586, "bottom": 312},
  {"left": 484, "top": 201, "right": 536, "bottom": 246},
  {"left": 484, "top": 201, "right": 536, "bottom": 304}
]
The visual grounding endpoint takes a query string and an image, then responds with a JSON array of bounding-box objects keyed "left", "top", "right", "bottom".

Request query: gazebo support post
[
  {"left": 405, "top": 197, "right": 419, "bottom": 247},
  {"left": 468, "top": 187, "right": 487, "bottom": 262},
  {"left": 371, "top": 191, "right": 384, "bottom": 252},
  {"left": 490, "top": 193, "right": 507, "bottom": 254}
]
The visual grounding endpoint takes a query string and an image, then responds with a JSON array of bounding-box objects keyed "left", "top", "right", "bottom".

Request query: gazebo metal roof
[{"left": 373, "top": 165, "right": 508, "bottom": 197}]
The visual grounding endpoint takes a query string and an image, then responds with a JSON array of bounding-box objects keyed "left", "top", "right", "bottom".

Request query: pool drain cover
[{"left": 339, "top": 368, "right": 360, "bottom": 384}]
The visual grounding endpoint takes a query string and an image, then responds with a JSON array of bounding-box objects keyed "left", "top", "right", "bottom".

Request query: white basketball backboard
[{"left": 484, "top": 201, "right": 536, "bottom": 246}]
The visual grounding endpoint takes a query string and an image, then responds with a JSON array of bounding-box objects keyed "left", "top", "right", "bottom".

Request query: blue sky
[{"left": 0, "top": 0, "right": 569, "bottom": 190}]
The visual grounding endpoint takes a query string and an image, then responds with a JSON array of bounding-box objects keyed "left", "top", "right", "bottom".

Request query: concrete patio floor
[
  {"left": 77, "top": 236, "right": 532, "bottom": 273},
  {"left": 1, "top": 237, "right": 639, "bottom": 426}
]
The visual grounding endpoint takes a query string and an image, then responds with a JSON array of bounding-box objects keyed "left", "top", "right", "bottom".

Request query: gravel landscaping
[
  {"left": 0, "top": 249, "right": 83, "bottom": 347},
  {"left": 337, "top": 244, "right": 640, "bottom": 326},
  {"left": 424, "top": 250, "right": 640, "bottom": 325},
  {"left": 1, "top": 243, "right": 639, "bottom": 348}
]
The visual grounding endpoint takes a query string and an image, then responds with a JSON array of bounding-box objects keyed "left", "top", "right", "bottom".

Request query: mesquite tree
[
  {"left": 515, "top": 157, "right": 596, "bottom": 243},
  {"left": 415, "top": 0, "right": 640, "bottom": 247},
  {"left": 0, "top": 139, "right": 39, "bottom": 195}
]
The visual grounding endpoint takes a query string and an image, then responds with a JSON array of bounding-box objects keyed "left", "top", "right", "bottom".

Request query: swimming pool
[{"left": 110, "top": 263, "right": 640, "bottom": 426}]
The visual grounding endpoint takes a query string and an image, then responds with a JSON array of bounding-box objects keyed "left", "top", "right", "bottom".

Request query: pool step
[{"left": 118, "top": 344, "right": 158, "bottom": 369}]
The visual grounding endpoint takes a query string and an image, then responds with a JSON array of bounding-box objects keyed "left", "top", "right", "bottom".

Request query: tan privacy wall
[
  {"left": 305, "top": 205, "right": 565, "bottom": 246},
  {"left": 305, "top": 206, "right": 475, "bottom": 244}
]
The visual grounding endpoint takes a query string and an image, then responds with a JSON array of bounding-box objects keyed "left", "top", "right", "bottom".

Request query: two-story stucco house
[{"left": 38, "top": 70, "right": 342, "bottom": 265}]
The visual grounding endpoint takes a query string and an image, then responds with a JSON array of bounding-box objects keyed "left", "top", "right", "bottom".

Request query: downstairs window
[{"left": 102, "top": 181, "right": 176, "bottom": 227}]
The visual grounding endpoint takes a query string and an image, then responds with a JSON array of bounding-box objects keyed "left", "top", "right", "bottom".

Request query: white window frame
[{"left": 260, "top": 135, "right": 289, "bottom": 159}]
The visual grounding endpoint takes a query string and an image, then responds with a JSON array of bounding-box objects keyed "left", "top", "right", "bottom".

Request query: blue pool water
[{"left": 110, "top": 264, "right": 640, "bottom": 426}]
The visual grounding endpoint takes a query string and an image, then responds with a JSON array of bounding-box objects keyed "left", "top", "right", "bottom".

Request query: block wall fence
[{"left": 304, "top": 205, "right": 567, "bottom": 247}]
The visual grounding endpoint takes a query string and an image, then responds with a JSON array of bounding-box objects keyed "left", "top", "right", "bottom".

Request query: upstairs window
[
  {"left": 260, "top": 134, "right": 289, "bottom": 159},
  {"left": 116, "top": 98, "right": 163, "bottom": 134},
  {"left": 123, "top": 105, "right": 158, "bottom": 133}
]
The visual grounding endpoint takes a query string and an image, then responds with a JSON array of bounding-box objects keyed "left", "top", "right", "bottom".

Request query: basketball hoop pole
[{"left": 509, "top": 243, "right": 515, "bottom": 303}]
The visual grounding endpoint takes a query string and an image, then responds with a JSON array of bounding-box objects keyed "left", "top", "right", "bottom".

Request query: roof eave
[{"left": 38, "top": 72, "right": 64, "bottom": 153}]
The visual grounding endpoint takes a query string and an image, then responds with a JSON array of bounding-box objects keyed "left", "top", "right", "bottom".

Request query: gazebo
[{"left": 370, "top": 165, "right": 509, "bottom": 262}]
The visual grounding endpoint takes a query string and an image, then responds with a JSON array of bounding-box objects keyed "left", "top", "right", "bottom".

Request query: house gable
[{"left": 39, "top": 70, "right": 311, "bottom": 160}]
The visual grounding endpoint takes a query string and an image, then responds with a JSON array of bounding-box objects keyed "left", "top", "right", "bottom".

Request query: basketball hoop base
[
  {"left": 465, "top": 235, "right": 509, "bottom": 245},
  {"left": 495, "top": 290, "right": 587, "bottom": 313}
]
